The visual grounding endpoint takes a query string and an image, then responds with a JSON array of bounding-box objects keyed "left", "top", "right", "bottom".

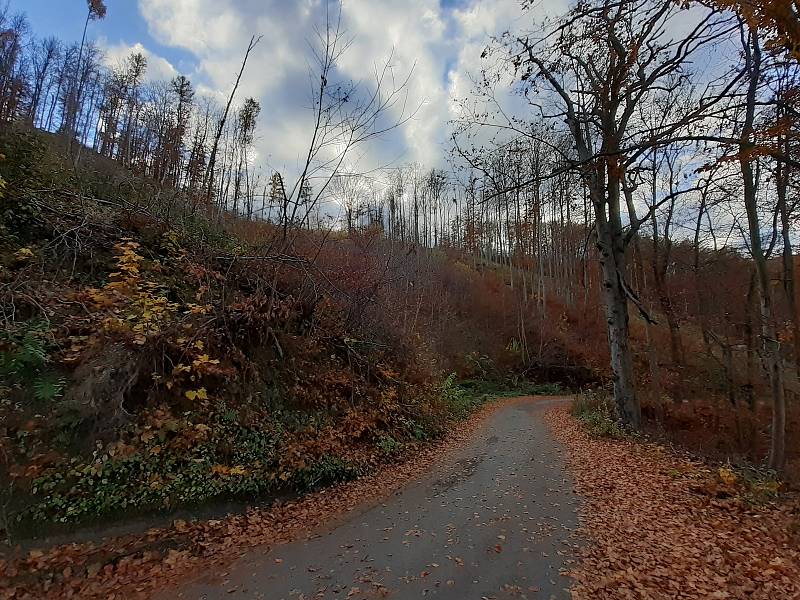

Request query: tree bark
[{"left": 597, "top": 228, "right": 641, "bottom": 427}]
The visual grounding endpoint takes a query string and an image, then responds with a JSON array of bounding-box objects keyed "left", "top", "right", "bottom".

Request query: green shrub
[
  {"left": 436, "top": 375, "right": 564, "bottom": 430},
  {"left": 178, "top": 213, "right": 240, "bottom": 253},
  {"left": 513, "top": 381, "right": 564, "bottom": 396},
  {"left": 23, "top": 418, "right": 283, "bottom": 523},
  {"left": 376, "top": 434, "right": 402, "bottom": 456},
  {"left": 397, "top": 415, "right": 430, "bottom": 441},
  {"left": 734, "top": 465, "right": 783, "bottom": 505},
  {"left": 441, "top": 373, "right": 482, "bottom": 419},
  {"left": 455, "top": 378, "right": 563, "bottom": 399},
  {"left": 464, "top": 352, "right": 495, "bottom": 379},
  {"left": 0, "top": 129, "right": 54, "bottom": 242},
  {"left": 292, "top": 456, "right": 363, "bottom": 491},
  {"left": 572, "top": 391, "right": 624, "bottom": 439}
]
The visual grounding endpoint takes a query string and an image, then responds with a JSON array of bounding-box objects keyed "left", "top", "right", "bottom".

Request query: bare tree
[
  {"left": 736, "top": 23, "right": 786, "bottom": 470},
  {"left": 0, "top": 9, "right": 28, "bottom": 123},
  {"left": 27, "top": 37, "right": 61, "bottom": 126},
  {"left": 204, "top": 35, "right": 261, "bottom": 205},
  {"left": 63, "top": 0, "right": 106, "bottom": 143},
  {"left": 471, "top": 0, "right": 739, "bottom": 426},
  {"left": 273, "top": 2, "right": 417, "bottom": 243}
]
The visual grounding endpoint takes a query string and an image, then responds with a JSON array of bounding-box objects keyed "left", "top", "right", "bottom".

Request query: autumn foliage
[{"left": 0, "top": 126, "right": 579, "bottom": 532}]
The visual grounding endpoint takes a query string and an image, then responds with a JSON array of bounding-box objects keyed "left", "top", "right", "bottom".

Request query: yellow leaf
[
  {"left": 185, "top": 388, "right": 208, "bottom": 401},
  {"left": 718, "top": 467, "right": 737, "bottom": 486},
  {"left": 14, "top": 247, "right": 34, "bottom": 261}
]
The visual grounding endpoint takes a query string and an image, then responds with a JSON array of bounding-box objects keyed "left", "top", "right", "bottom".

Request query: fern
[
  {"left": 16, "top": 332, "right": 49, "bottom": 367},
  {"left": 32, "top": 374, "right": 66, "bottom": 402},
  {"left": 0, "top": 320, "right": 65, "bottom": 402}
]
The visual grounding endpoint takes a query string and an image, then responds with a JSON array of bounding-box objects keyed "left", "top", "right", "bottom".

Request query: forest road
[{"left": 168, "top": 397, "right": 579, "bottom": 600}]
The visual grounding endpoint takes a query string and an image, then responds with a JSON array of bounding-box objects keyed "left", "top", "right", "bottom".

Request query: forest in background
[{"left": 0, "top": 0, "right": 798, "bottom": 536}]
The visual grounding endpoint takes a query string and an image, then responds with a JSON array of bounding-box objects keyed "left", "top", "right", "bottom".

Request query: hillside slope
[{"left": 0, "top": 126, "right": 577, "bottom": 536}]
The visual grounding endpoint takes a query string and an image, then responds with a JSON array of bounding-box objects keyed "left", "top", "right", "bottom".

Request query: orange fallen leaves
[{"left": 545, "top": 405, "right": 800, "bottom": 600}]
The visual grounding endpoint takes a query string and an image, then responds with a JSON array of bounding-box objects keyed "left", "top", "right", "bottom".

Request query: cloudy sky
[{"left": 13, "top": 0, "right": 569, "bottom": 180}]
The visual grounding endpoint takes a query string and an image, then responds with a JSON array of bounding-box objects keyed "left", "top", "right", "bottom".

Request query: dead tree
[{"left": 204, "top": 35, "right": 261, "bottom": 205}]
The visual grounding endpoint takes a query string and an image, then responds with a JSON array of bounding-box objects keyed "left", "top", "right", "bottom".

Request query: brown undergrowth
[{"left": 545, "top": 405, "right": 800, "bottom": 599}]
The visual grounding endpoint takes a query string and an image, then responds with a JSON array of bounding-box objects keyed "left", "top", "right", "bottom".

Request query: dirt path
[{"left": 165, "top": 397, "right": 579, "bottom": 600}]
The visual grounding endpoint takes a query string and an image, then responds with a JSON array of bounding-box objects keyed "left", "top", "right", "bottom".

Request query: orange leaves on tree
[
  {"left": 708, "top": 0, "right": 800, "bottom": 60},
  {"left": 718, "top": 466, "right": 737, "bottom": 485},
  {"left": 210, "top": 465, "right": 248, "bottom": 477}
]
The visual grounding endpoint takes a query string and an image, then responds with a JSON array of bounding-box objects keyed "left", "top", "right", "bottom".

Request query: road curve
[{"left": 171, "top": 397, "right": 579, "bottom": 600}]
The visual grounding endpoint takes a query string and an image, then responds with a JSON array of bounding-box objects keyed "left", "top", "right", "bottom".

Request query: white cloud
[
  {"left": 99, "top": 39, "right": 178, "bottom": 82},
  {"left": 137, "top": 0, "right": 244, "bottom": 53},
  {"left": 133, "top": 0, "right": 567, "bottom": 181}
]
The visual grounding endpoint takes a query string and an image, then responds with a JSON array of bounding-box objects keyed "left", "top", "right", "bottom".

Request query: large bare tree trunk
[
  {"left": 596, "top": 163, "right": 640, "bottom": 427},
  {"left": 597, "top": 227, "right": 641, "bottom": 427}
]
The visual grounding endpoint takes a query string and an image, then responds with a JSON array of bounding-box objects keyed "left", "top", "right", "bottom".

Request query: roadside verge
[{"left": 544, "top": 405, "right": 800, "bottom": 599}]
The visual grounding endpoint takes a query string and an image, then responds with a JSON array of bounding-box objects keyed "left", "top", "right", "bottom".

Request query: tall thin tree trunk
[{"left": 740, "top": 26, "right": 785, "bottom": 470}]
